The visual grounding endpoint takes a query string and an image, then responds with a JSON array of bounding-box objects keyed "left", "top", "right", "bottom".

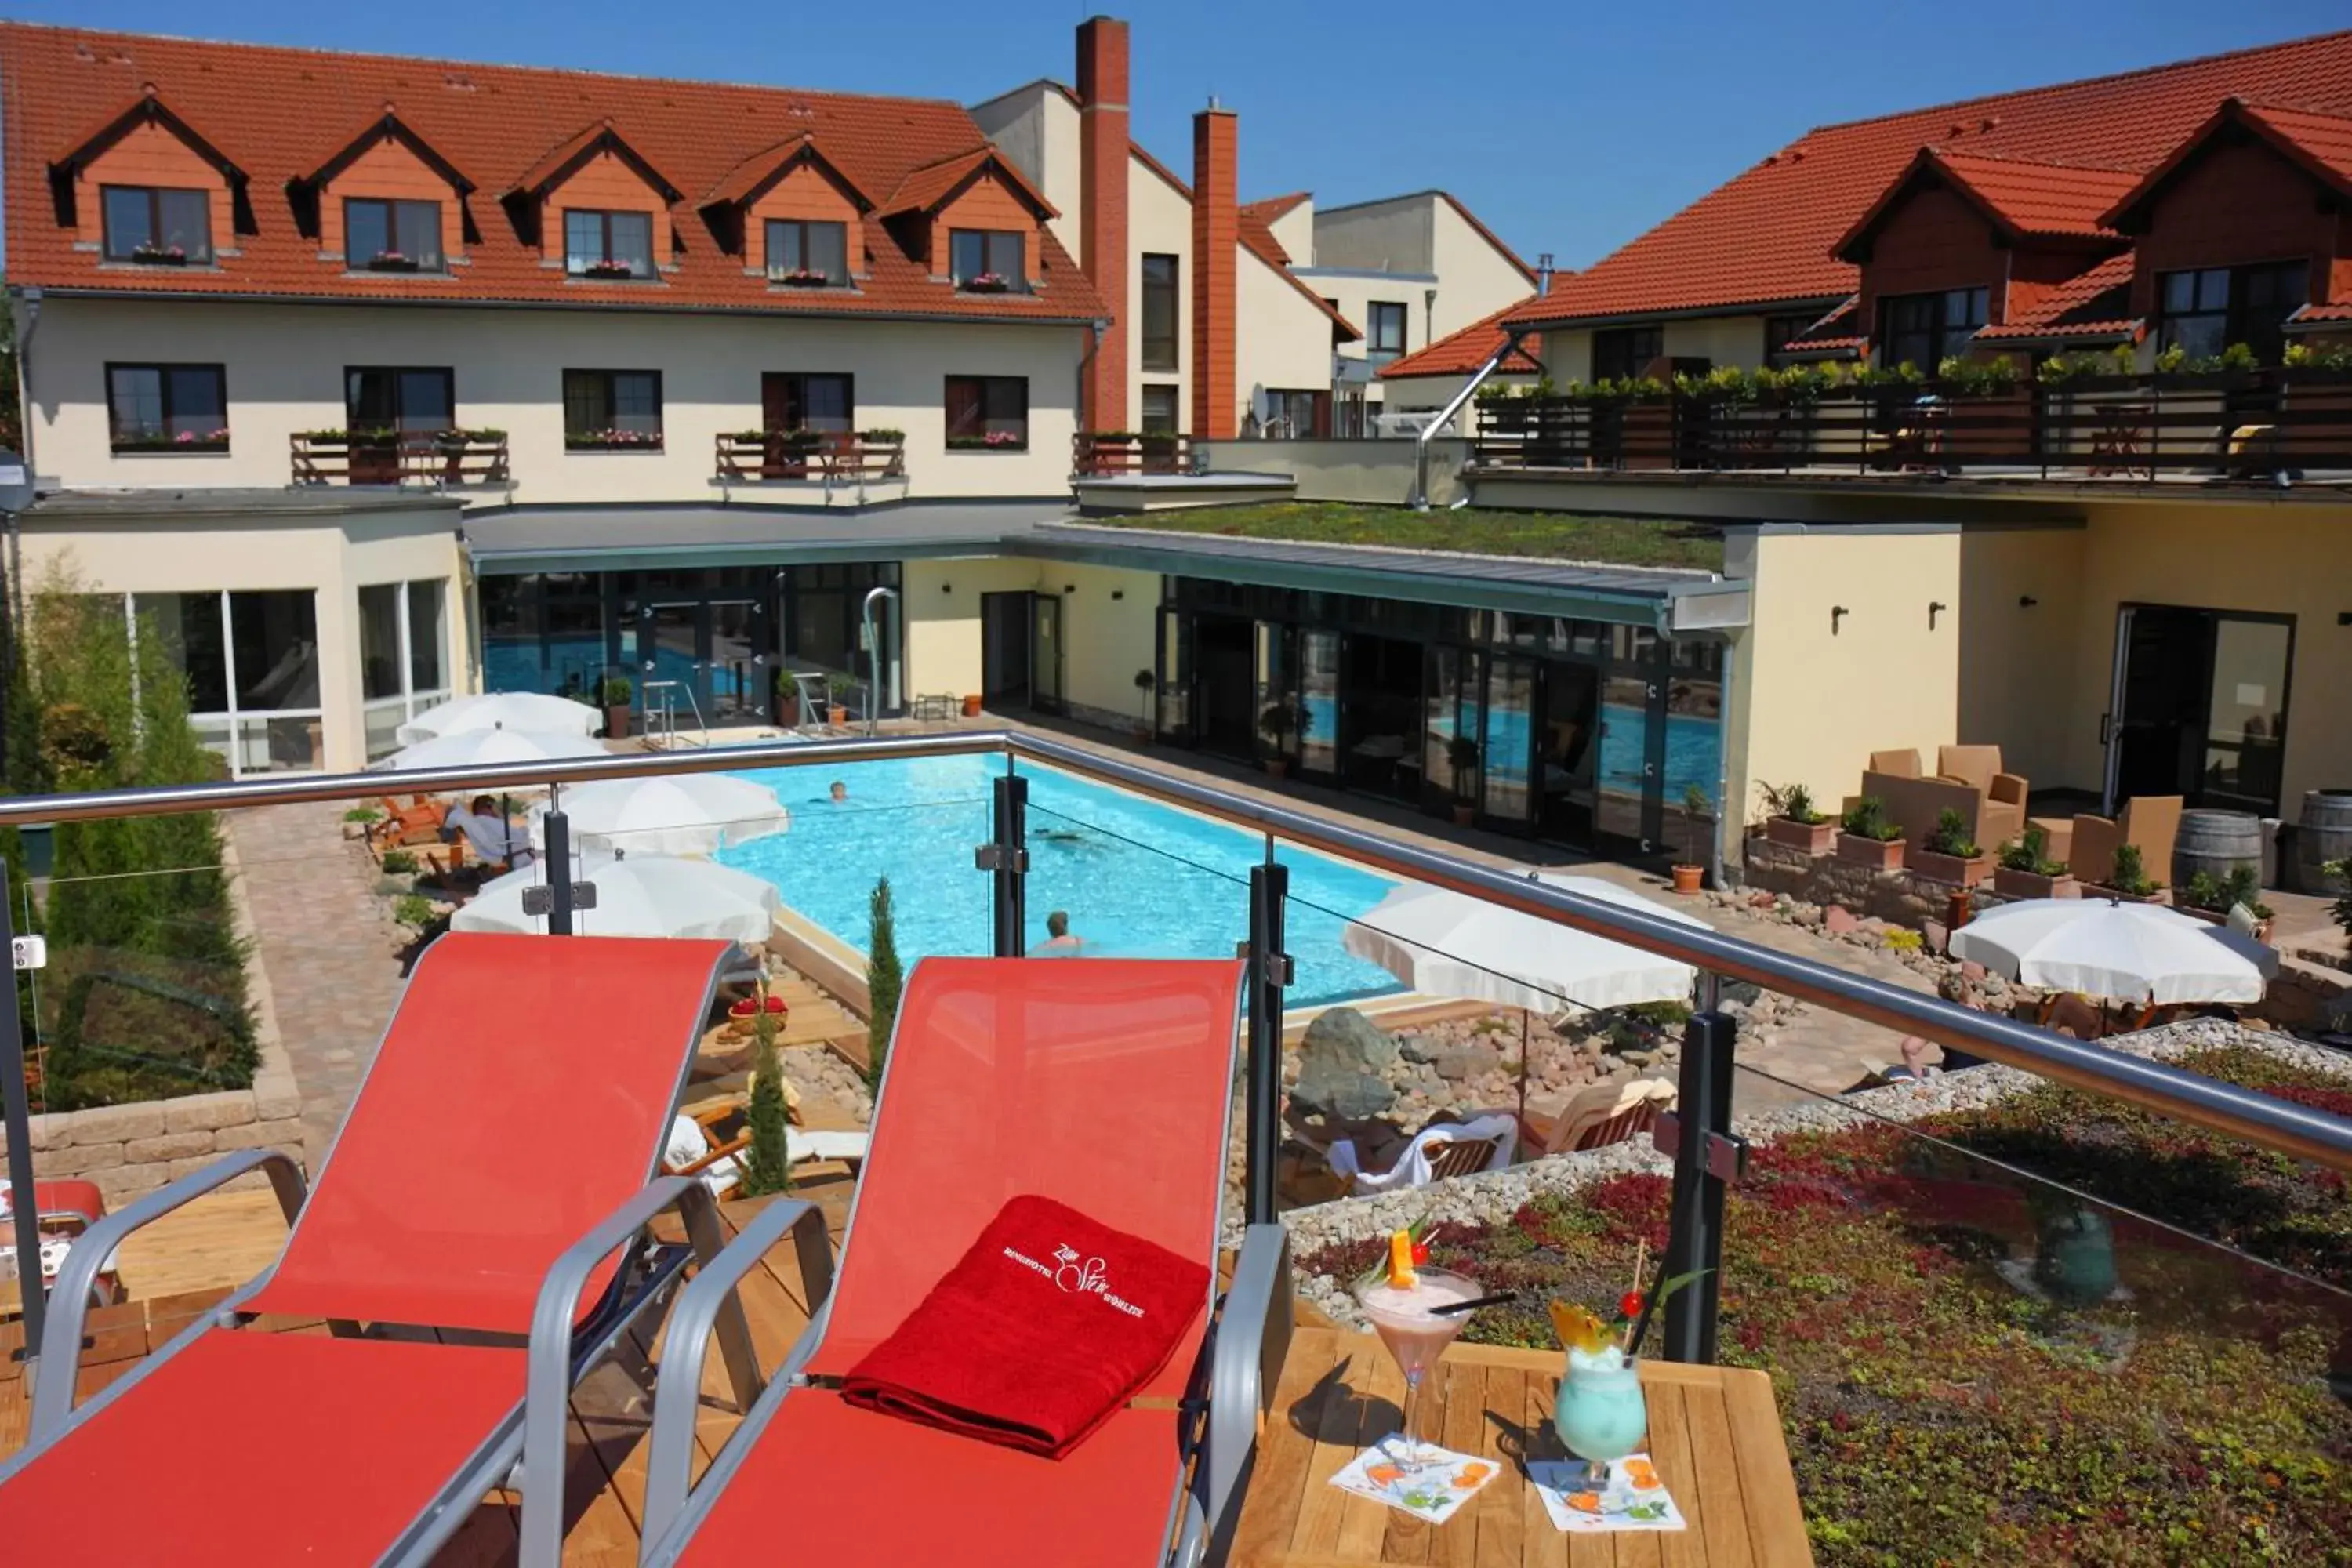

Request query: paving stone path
[{"left": 227, "top": 801, "right": 411, "bottom": 1167}]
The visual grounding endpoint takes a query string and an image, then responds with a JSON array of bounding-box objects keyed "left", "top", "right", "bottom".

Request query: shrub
[
  {"left": 866, "top": 875, "right": 902, "bottom": 1098},
  {"left": 1838, "top": 795, "right": 1902, "bottom": 842},
  {"left": 2330, "top": 862, "right": 2351, "bottom": 937},
  {"left": 2105, "top": 843, "right": 2159, "bottom": 896},
  {"left": 393, "top": 894, "right": 435, "bottom": 927},
  {"left": 739, "top": 985, "right": 792, "bottom": 1197},
  {"left": 1998, "top": 824, "right": 2063, "bottom": 876},
  {"left": 2183, "top": 864, "right": 2271, "bottom": 920},
  {"left": 1761, "top": 781, "right": 1824, "bottom": 826},
  {"left": 343, "top": 805, "right": 383, "bottom": 824},
  {"left": 600, "top": 675, "right": 633, "bottom": 707},
  {"left": 1922, "top": 807, "right": 1979, "bottom": 859},
  {"left": 379, "top": 848, "right": 417, "bottom": 875}
]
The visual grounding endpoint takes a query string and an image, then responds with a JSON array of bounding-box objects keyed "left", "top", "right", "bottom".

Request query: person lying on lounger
[{"left": 443, "top": 796, "right": 534, "bottom": 870}]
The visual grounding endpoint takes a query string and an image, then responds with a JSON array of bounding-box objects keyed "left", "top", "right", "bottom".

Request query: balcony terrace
[
  {"left": 710, "top": 430, "right": 907, "bottom": 491},
  {"left": 289, "top": 429, "right": 512, "bottom": 489}
]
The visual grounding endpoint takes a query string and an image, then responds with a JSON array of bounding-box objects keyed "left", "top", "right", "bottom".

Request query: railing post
[
  {"left": 1659, "top": 1000, "right": 1739, "bottom": 1365},
  {"left": 1244, "top": 854, "right": 1291, "bottom": 1225},
  {"left": 544, "top": 809, "right": 575, "bottom": 936},
  {"left": 989, "top": 771, "right": 1028, "bottom": 958},
  {"left": 0, "top": 858, "right": 46, "bottom": 1369}
]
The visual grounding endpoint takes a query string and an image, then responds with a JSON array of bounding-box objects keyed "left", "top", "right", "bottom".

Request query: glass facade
[
  {"left": 130, "top": 589, "right": 324, "bottom": 776},
  {"left": 358, "top": 579, "right": 452, "bottom": 760}
]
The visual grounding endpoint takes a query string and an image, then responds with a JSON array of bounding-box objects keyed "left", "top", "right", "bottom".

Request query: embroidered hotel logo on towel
[{"left": 1000, "top": 1240, "right": 1148, "bottom": 1318}]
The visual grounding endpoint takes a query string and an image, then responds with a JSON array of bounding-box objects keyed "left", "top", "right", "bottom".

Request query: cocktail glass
[
  {"left": 1356, "top": 1267, "right": 1479, "bottom": 1473},
  {"left": 1552, "top": 1343, "right": 1649, "bottom": 1488}
]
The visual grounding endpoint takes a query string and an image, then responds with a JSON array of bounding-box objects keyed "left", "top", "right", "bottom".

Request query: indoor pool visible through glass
[{"left": 715, "top": 754, "right": 1408, "bottom": 1006}]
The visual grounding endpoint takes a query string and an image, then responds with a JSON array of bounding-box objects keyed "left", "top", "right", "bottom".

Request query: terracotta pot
[
  {"left": 1264, "top": 757, "right": 1290, "bottom": 780},
  {"left": 1911, "top": 848, "right": 1992, "bottom": 887},
  {"left": 1452, "top": 803, "right": 1477, "bottom": 827},
  {"left": 1670, "top": 863, "right": 1704, "bottom": 895},
  {"left": 961, "top": 694, "right": 984, "bottom": 718},
  {"left": 603, "top": 704, "right": 631, "bottom": 739},
  {"left": 1993, "top": 866, "right": 2080, "bottom": 900},
  {"left": 827, "top": 704, "right": 848, "bottom": 725},
  {"left": 1837, "top": 833, "right": 1906, "bottom": 872},
  {"left": 1765, "top": 818, "right": 1835, "bottom": 855}
]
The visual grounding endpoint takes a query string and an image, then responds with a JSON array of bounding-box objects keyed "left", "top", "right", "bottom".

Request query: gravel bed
[
  {"left": 1240, "top": 1018, "right": 2351, "bottom": 1329},
  {"left": 781, "top": 1043, "right": 873, "bottom": 1124}
]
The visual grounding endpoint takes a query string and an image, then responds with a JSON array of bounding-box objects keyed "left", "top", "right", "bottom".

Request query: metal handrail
[{"left": 2, "top": 728, "right": 2347, "bottom": 1171}]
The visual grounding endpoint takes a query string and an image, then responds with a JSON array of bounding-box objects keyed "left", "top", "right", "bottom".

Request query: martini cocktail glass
[{"left": 1356, "top": 1267, "right": 1480, "bottom": 1473}]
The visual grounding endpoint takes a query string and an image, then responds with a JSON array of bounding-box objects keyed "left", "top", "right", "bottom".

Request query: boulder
[{"left": 1290, "top": 1007, "right": 1399, "bottom": 1120}]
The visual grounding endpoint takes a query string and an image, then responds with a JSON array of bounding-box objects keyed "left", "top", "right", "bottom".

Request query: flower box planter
[
  {"left": 1763, "top": 817, "right": 1835, "bottom": 855},
  {"left": 566, "top": 432, "right": 664, "bottom": 452},
  {"left": 1993, "top": 866, "right": 2081, "bottom": 900},
  {"left": 365, "top": 253, "right": 420, "bottom": 273},
  {"left": 1911, "top": 848, "right": 1992, "bottom": 887},
  {"left": 2082, "top": 884, "right": 2172, "bottom": 906},
  {"left": 770, "top": 270, "right": 833, "bottom": 289},
  {"left": 959, "top": 274, "right": 1012, "bottom": 294},
  {"left": 579, "top": 260, "right": 640, "bottom": 280},
  {"left": 112, "top": 432, "right": 230, "bottom": 454},
  {"left": 130, "top": 246, "right": 189, "bottom": 266},
  {"left": 1837, "top": 833, "right": 1907, "bottom": 872}
]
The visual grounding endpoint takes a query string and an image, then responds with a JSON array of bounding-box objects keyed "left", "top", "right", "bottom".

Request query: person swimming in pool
[
  {"left": 1030, "top": 909, "right": 1085, "bottom": 955},
  {"left": 826, "top": 781, "right": 848, "bottom": 804}
]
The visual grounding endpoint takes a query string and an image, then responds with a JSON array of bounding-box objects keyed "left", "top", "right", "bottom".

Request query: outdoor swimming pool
[{"left": 715, "top": 755, "right": 1408, "bottom": 1006}]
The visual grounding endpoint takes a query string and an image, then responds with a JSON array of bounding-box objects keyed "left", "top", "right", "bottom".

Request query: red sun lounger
[
  {"left": 633, "top": 956, "right": 1295, "bottom": 1568},
  {"left": 0, "top": 931, "right": 762, "bottom": 1568}
]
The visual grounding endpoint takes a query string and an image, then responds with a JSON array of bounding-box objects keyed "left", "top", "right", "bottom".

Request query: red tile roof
[
  {"left": 2100, "top": 96, "right": 2352, "bottom": 228},
  {"left": 1836, "top": 147, "right": 2140, "bottom": 258},
  {"left": 1509, "top": 28, "right": 2352, "bottom": 329},
  {"left": 700, "top": 133, "right": 870, "bottom": 211},
  {"left": 1376, "top": 298, "right": 1543, "bottom": 379},
  {"left": 1236, "top": 205, "right": 1292, "bottom": 267},
  {"left": 881, "top": 145, "right": 1054, "bottom": 220},
  {"left": 1976, "top": 252, "right": 2140, "bottom": 341},
  {"left": 6, "top": 21, "right": 1107, "bottom": 324},
  {"left": 2288, "top": 299, "right": 2352, "bottom": 323},
  {"left": 1240, "top": 191, "right": 1309, "bottom": 225}
]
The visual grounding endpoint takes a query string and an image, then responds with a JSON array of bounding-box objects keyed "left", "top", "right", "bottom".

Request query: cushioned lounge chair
[
  {"left": 633, "top": 957, "right": 1291, "bottom": 1568},
  {"left": 0, "top": 933, "right": 760, "bottom": 1568}
]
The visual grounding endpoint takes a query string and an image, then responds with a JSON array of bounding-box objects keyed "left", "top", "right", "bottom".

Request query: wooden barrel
[
  {"left": 2295, "top": 789, "right": 2352, "bottom": 895},
  {"left": 2172, "top": 809, "right": 2263, "bottom": 892}
]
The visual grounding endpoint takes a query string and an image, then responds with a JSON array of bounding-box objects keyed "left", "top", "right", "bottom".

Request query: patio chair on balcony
[
  {"left": 2067, "top": 795, "right": 2184, "bottom": 889},
  {"left": 0, "top": 932, "right": 758, "bottom": 1568},
  {"left": 631, "top": 957, "right": 1292, "bottom": 1568}
]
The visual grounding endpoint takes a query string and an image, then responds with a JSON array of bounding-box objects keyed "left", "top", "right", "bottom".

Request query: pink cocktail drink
[{"left": 1356, "top": 1268, "right": 1479, "bottom": 1468}]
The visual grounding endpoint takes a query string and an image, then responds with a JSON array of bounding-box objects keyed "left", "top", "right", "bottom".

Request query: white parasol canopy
[
  {"left": 1948, "top": 897, "right": 2276, "bottom": 1004},
  {"left": 538, "top": 775, "right": 789, "bottom": 857},
  {"left": 395, "top": 691, "right": 600, "bottom": 747},
  {"left": 372, "top": 723, "right": 609, "bottom": 774},
  {"left": 453, "top": 852, "right": 780, "bottom": 942}
]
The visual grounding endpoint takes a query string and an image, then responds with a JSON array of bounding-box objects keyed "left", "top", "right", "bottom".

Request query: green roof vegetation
[{"left": 1091, "top": 501, "right": 1725, "bottom": 572}]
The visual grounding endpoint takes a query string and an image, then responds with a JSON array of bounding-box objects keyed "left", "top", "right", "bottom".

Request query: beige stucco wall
[
  {"left": 1541, "top": 328, "right": 1592, "bottom": 383},
  {"left": 15, "top": 503, "right": 466, "bottom": 774},
  {"left": 1425, "top": 205, "right": 1532, "bottom": 343},
  {"left": 967, "top": 82, "right": 1081, "bottom": 257},
  {"left": 1240, "top": 247, "right": 1339, "bottom": 413},
  {"left": 1308, "top": 270, "right": 1432, "bottom": 376},
  {"left": 1955, "top": 527, "right": 2086, "bottom": 791},
  {"left": 1663, "top": 314, "right": 1769, "bottom": 371},
  {"left": 1263, "top": 198, "right": 1315, "bottom": 266},
  {"left": 1130, "top": 151, "right": 1193, "bottom": 429},
  {"left": 28, "top": 296, "right": 1088, "bottom": 503},
  {"left": 1196, "top": 437, "right": 1468, "bottom": 506},
  {"left": 901, "top": 554, "right": 1159, "bottom": 718},
  {"left": 1380, "top": 371, "right": 1538, "bottom": 426}
]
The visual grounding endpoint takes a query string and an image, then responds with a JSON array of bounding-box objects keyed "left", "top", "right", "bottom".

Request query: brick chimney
[
  {"left": 1076, "top": 17, "right": 1129, "bottom": 434},
  {"left": 1192, "top": 102, "right": 1238, "bottom": 439}
]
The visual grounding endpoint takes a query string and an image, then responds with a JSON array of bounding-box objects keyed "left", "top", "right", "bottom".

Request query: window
[
  {"left": 564, "top": 209, "right": 655, "bottom": 278},
  {"left": 358, "top": 579, "right": 451, "bottom": 760},
  {"left": 343, "top": 198, "right": 444, "bottom": 270},
  {"left": 1591, "top": 325, "right": 1665, "bottom": 382},
  {"left": 949, "top": 229, "right": 1026, "bottom": 292},
  {"left": 564, "top": 369, "right": 664, "bottom": 448},
  {"left": 107, "top": 364, "right": 227, "bottom": 451},
  {"left": 1876, "top": 287, "right": 1987, "bottom": 372},
  {"left": 1140, "top": 384, "right": 1180, "bottom": 435},
  {"left": 347, "top": 367, "right": 455, "bottom": 433},
  {"left": 1141, "top": 253, "right": 1180, "bottom": 372},
  {"left": 762, "top": 372, "right": 855, "bottom": 434},
  {"left": 131, "top": 589, "right": 321, "bottom": 775},
  {"left": 764, "top": 218, "right": 849, "bottom": 285},
  {"left": 2158, "top": 260, "right": 2308, "bottom": 364},
  {"left": 945, "top": 375, "right": 1029, "bottom": 448},
  {"left": 1764, "top": 314, "right": 1822, "bottom": 368},
  {"left": 1367, "top": 302, "right": 1408, "bottom": 358},
  {"left": 1265, "top": 390, "right": 1327, "bottom": 438},
  {"left": 100, "top": 186, "right": 212, "bottom": 263}
]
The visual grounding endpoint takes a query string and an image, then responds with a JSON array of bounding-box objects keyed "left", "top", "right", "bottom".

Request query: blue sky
[{"left": 28, "top": 0, "right": 2350, "bottom": 271}]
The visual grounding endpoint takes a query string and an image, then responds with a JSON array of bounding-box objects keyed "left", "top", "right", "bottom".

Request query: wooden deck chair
[
  {"left": 633, "top": 958, "right": 1291, "bottom": 1568},
  {"left": 0, "top": 933, "right": 760, "bottom": 1568},
  {"left": 1519, "top": 1076, "right": 1679, "bottom": 1158},
  {"left": 371, "top": 793, "right": 448, "bottom": 851}
]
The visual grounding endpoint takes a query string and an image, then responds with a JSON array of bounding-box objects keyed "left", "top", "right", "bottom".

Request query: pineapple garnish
[
  {"left": 1548, "top": 1298, "right": 1613, "bottom": 1356},
  {"left": 1385, "top": 1229, "right": 1417, "bottom": 1289}
]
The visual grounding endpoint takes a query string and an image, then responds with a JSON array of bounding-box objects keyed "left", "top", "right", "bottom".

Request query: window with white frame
[
  {"left": 130, "top": 589, "right": 324, "bottom": 777},
  {"left": 359, "top": 579, "right": 451, "bottom": 760}
]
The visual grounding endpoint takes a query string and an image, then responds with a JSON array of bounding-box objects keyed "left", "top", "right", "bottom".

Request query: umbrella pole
[{"left": 1515, "top": 1008, "right": 1530, "bottom": 1148}]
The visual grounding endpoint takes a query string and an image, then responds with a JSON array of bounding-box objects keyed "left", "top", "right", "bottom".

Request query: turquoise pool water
[{"left": 715, "top": 755, "right": 1407, "bottom": 1006}]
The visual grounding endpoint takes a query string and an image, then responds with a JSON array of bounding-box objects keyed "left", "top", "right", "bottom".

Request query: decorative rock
[
  {"left": 1922, "top": 919, "right": 1949, "bottom": 955},
  {"left": 1398, "top": 1036, "right": 1439, "bottom": 1065},
  {"left": 1824, "top": 905, "right": 1861, "bottom": 936},
  {"left": 1290, "top": 1009, "right": 1400, "bottom": 1120}
]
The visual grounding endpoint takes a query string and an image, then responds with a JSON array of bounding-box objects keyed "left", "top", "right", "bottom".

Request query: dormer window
[
  {"left": 564, "top": 209, "right": 655, "bottom": 278},
  {"left": 103, "top": 185, "right": 212, "bottom": 265},
  {"left": 765, "top": 219, "right": 848, "bottom": 286},
  {"left": 345, "top": 198, "right": 444, "bottom": 273},
  {"left": 950, "top": 229, "right": 1025, "bottom": 294}
]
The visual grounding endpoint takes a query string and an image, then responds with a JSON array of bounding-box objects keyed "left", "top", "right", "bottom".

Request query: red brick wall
[
  {"left": 932, "top": 176, "right": 1044, "bottom": 285},
  {"left": 543, "top": 151, "right": 673, "bottom": 269},
  {"left": 746, "top": 162, "right": 866, "bottom": 275},
  {"left": 1191, "top": 108, "right": 1237, "bottom": 440},
  {"left": 2128, "top": 132, "right": 2343, "bottom": 318},
  {"left": 1077, "top": 17, "right": 1130, "bottom": 433},
  {"left": 1855, "top": 182, "right": 2003, "bottom": 331},
  {"left": 322, "top": 137, "right": 463, "bottom": 262},
  {"left": 76, "top": 122, "right": 231, "bottom": 254}
]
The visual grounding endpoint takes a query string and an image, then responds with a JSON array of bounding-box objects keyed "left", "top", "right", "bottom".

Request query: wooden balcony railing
[
  {"left": 1469, "top": 368, "right": 2352, "bottom": 482},
  {"left": 1072, "top": 431, "right": 1203, "bottom": 477},
  {"left": 713, "top": 430, "right": 907, "bottom": 484},
  {"left": 289, "top": 430, "right": 510, "bottom": 487}
]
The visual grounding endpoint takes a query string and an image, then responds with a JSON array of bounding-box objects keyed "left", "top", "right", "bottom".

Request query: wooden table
[{"left": 1230, "top": 1328, "right": 1810, "bottom": 1566}]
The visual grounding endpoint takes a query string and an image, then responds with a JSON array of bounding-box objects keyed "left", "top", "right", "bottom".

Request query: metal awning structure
[{"left": 459, "top": 499, "right": 1066, "bottom": 574}]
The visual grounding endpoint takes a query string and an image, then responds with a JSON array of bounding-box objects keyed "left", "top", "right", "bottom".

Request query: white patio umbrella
[
  {"left": 454, "top": 851, "right": 780, "bottom": 941},
  {"left": 539, "top": 775, "right": 789, "bottom": 857},
  {"left": 1949, "top": 897, "right": 2276, "bottom": 1005},
  {"left": 372, "top": 722, "right": 609, "bottom": 773},
  {"left": 395, "top": 691, "right": 599, "bottom": 747},
  {"left": 1343, "top": 871, "right": 1711, "bottom": 1126}
]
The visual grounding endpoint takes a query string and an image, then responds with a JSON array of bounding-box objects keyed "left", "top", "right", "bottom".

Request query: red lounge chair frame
[
  {"left": 635, "top": 957, "right": 1294, "bottom": 1568},
  {"left": 0, "top": 932, "right": 760, "bottom": 1568}
]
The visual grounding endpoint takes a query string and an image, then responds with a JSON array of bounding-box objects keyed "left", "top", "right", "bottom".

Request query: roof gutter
[
  {"left": 1409, "top": 326, "right": 1527, "bottom": 512},
  {"left": 18, "top": 285, "right": 1108, "bottom": 332}
]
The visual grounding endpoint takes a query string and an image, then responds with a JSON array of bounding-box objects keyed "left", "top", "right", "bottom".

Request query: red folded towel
[{"left": 839, "top": 1193, "right": 1210, "bottom": 1458}]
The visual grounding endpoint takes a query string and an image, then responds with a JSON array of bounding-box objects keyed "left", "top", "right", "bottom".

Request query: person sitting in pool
[
  {"left": 1030, "top": 909, "right": 1086, "bottom": 956},
  {"left": 827, "top": 780, "right": 848, "bottom": 804}
]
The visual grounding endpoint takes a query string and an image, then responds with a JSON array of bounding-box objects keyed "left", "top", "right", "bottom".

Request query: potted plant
[
  {"left": 773, "top": 667, "right": 801, "bottom": 728},
  {"left": 1760, "top": 782, "right": 1833, "bottom": 855},
  {"left": 600, "top": 675, "right": 633, "bottom": 739},
  {"left": 1837, "top": 795, "right": 1907, "bottom": 871},
  {"left": 1133, "top": 669, "right": 1156, "bottom": 739},
  {"left": 961, "top": 693, "right": 984, "bottom": 719},
  {"left": 1992, "top": 825, "right": 2078, "bottom": 899},
  {"left": 1258, "top": 701, "right": 1304, "bottom": 779},
  {"left": 2178, "top": 866, "right": 2273, "bottom": 939},
  {"left": 1671, "top": 784, "right": 1710, "bottom": 894},
  {"left": 1446, "top": 735, "right": 1481, "bottom": 826},
  {"left": 1913, "top": 808, "right": 1991, "bottom": 887},
  {"left": 2085, "top": 843, "right": 2169, "bottom": 904}
]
